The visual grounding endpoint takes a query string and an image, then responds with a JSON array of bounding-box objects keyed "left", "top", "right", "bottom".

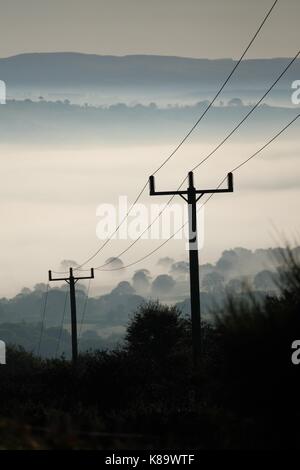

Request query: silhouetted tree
[
  {"left": 125, "top": 301, "right": 191, "bottom": 377},
  {"left": 132, "top": 269, "right": 151, "bottom": 295},
  {"left": 151, "top": 274, "right": 175, "bottom": 296},
  {"left": 215, "top": 247, "right": 300, "bottom": 448}
]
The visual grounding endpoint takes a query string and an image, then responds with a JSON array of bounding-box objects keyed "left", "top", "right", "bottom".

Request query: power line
[
  {"left": 58, "top": 0, "right": 279, "bottom": 273},
  {"left": 52, "top": 183, "right": 148, "bottom": 275},
  {"left": 93, "top": 188, "right": 182, "bottom": 270},
  {"left": 151, "top": 0, "right": 279, "bottom": 175},
  {"left": 74, "top": 181, "right": 148, "bottom": 271},
  {"left": 191, "top": 52, "right": 300, "bottom": 172},
  {"left": 231, "top": 113, "right": 300, "bottom": 172},
  {"left": 93, "top": 49, "right": 299, "bottom": 270},
  {"left": 95, "top": 112, "right": 299, "bottom": 272}
]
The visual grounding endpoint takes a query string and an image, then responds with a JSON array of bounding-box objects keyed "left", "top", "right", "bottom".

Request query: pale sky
[{"left": 0, "top": 0, "right": 299, "bottom": 59}]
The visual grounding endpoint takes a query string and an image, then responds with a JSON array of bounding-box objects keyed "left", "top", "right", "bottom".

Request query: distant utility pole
[
  {"left": 149, "top": 171, "right": 233, "bottom": 367},
  {"left": 48, "top": 267, "right": 94, "bottom": 365}
]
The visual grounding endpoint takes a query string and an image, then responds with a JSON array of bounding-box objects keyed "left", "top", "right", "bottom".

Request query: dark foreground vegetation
[{"left": 0, "top": 249, "right": 299, "bottom": 449}]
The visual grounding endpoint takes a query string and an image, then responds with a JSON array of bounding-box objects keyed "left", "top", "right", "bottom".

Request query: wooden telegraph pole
[
  {"left": 48, "top": 267, "right": 94, "bottom": 365},
  {"left": 149, "top": 171, "right": 233, "bottom": 367}
]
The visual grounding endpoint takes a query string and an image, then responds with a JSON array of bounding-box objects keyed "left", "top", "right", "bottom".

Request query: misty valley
[{"left": 0, "top": 246, "right": 294, "bottom": 359}]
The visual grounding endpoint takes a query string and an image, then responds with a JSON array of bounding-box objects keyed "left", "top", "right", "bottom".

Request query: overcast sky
[{"left": 0, "top": 0, "right": 299, "bottom": 59}]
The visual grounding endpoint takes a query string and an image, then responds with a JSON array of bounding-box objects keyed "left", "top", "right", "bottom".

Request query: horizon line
[{"left": 0, "top": 51, "right": 296, "bottom": 62}]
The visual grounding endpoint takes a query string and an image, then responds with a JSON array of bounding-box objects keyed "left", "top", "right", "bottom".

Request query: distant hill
[{"left": 1, "top": 53, "right": 299, "bottom": 105}]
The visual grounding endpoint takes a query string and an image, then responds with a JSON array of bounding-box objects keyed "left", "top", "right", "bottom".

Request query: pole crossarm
[
  {"left": 149, "top": 172, "right": 233, "bottom": 197},
  {"left": 48, "top": 267, "right": 94, "bottom": 283}
]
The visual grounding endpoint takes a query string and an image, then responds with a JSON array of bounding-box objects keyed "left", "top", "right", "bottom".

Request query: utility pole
[
  {"left": 48, "top": 267, "right": 94, "bottom": 365},
  {"left": 149, "top": 171, "right": 233, "bottom": 367}
]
